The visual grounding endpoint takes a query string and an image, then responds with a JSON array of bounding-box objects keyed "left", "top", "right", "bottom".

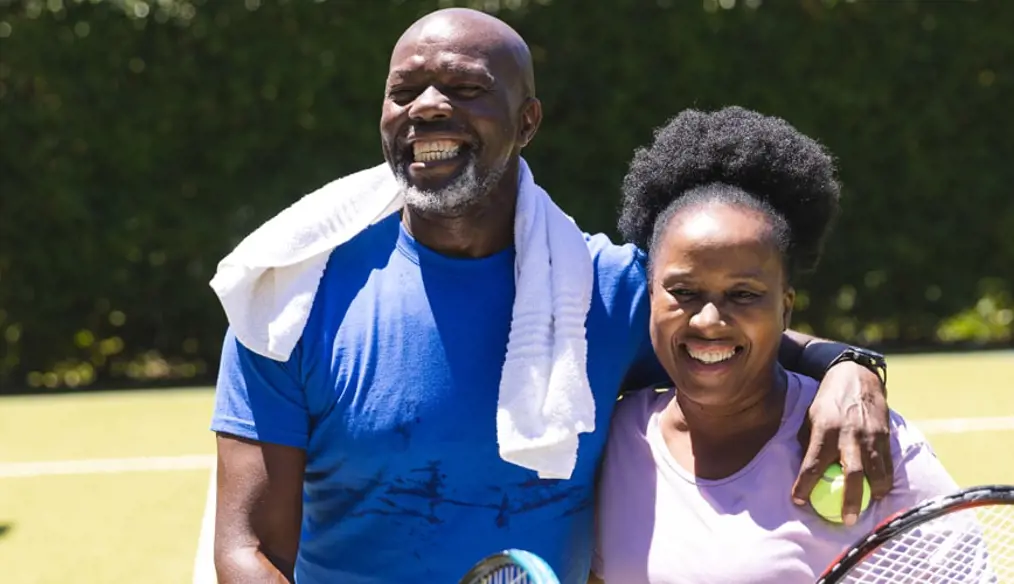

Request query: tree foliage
[{"left": 1, "top": 0, "right": 1010, "bottom": 392}]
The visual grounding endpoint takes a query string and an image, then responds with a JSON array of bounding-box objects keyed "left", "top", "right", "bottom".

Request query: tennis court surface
[{"left": 1, "top": 351, "right": 1011, "bottom": 583}]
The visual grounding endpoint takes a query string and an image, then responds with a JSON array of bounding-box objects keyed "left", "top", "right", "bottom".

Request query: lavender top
[{"left": 593, "top": 372, "right": 960, "bottom": 584}]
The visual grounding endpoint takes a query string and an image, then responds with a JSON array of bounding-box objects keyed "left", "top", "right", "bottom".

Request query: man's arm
[
  {"left": 779, "top": 329, "right": 868, "bottom": 381},
  {"left": 215, "top": 435, "right": 305, "bottom": 584},
  {"left": 209, "top": 330, "right": 311, "bottom": 582}
]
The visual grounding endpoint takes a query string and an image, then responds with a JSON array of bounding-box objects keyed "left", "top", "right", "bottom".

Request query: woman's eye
[{"left": 731, "top": 290, "right": 761, "bottom": 302}]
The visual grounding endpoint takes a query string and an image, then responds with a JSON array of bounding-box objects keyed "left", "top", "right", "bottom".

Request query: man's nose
[{"left": 408, "top": 86, "right": 452, "bottom": 121}]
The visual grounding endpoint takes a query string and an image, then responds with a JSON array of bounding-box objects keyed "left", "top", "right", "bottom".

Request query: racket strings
[
  {"left": 842, "top": 503, "right": 1014, "bottom": 583},
  {"left": 478, "top": 564, "right": 531, "bottom": 584}
]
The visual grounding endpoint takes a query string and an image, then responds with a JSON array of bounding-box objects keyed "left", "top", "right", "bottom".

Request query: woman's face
[{"left": 649, "top": 202, "right": 795, "bottom": 407}]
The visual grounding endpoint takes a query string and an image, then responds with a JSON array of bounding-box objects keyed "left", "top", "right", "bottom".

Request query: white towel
[{"left": 209, "top": 158, "right": 595, "bottom": 480}]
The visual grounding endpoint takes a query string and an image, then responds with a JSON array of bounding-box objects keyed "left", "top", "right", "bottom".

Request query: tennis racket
[
  {"left": 816, "top": 484, "right": 1014, "bottom": 583},
  {"left": 459, "top": 549, "right": 560, "bottom": 584}
]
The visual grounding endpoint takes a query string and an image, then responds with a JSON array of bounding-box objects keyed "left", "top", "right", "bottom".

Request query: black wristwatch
[{"left": 826, "top": 347, "right": 887, "bottom": 386}]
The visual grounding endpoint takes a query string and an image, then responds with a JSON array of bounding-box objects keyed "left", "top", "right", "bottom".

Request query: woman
[{"left": 591, "top": 107, "right": 958, "bottom": 583}]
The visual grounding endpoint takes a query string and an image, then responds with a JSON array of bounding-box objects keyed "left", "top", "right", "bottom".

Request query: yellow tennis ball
[{"left": 809, "top": 462, "right": 871, "bottom": 523}]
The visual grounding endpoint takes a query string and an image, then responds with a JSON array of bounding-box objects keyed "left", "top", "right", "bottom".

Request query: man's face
[{"left": 380, "top": 22, "right": 526, "bottom": 215}]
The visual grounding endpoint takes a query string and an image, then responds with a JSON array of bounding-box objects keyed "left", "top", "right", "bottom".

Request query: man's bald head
[{"left": 392, "top": 8, "right": 535, "bottom": 100}]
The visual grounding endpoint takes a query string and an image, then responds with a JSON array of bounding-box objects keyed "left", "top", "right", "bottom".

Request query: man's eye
[
  {"left": 667, "top": 288, "right": 695, "bottom": 300},
  {"left": 455, "top": 85, "right": 485, "bottom": 96},
  {"left": 387, "top": 88, "right": 418, "bottom": 103}
]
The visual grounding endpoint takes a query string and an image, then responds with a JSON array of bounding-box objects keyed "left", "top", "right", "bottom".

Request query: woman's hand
[{"left": 793, "top": 361, "right": 893, "bottom": 526}]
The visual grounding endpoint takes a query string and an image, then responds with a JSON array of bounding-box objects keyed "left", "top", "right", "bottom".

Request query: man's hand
[{"left": 792, "top": 361, "right": 893, "bottom": 526}]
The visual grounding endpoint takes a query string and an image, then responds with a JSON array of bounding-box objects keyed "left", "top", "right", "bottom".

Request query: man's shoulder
[
  {"left": 583, "top": 231, "right": 648, "bottom": 285},
  {"left": 308, "top": 215, "right": 404, "bottom": 322},
  {"left": 322, "top": 214, "right": 402, "bottom": 270}
]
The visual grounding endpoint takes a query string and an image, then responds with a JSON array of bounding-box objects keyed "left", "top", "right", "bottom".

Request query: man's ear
[
  {"left": 518, "top": 97, "right": 542, "bottom": 149},
  {"left": 783, "top": 287, "right": 796, "bottom": 331}
]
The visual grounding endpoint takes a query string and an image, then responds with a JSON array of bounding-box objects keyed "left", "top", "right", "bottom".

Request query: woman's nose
[{"left": 688, "top": 301, "right": 725, "bottom": 331}]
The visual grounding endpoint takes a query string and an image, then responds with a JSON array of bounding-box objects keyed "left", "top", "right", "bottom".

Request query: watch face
[
  {"left": 835, "top": 348, "right": 887, "bottom": 385},
  {"left": 852, "top": 347, "right": 885, "bottom": 361}
]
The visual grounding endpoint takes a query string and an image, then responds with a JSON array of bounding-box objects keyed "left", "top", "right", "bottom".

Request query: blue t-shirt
[{"left": 212, "top": 214, "right": 663, "bottom": 584}]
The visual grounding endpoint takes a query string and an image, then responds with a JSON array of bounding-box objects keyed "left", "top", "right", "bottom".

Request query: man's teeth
[
  {"left": 413, "top": 140, "right": 461, "bottom": 162},
  {"left": 686, "top": 347, "right": 737, "bottom": 364}
]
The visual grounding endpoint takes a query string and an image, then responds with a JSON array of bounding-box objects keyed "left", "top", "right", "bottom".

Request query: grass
[
  {"left": 0, "top": 351, "right": 1011, "bottom": 583},
  {"left": 0, "top": 388, "right": 215, "bottom": 584}
]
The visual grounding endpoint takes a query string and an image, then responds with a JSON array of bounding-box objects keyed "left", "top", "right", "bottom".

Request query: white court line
[
  {"left": 913, "top": 416, "right": 1014, "bottom": 435},
  {"left": 1, "top": 416, "right": 1012, "bottom": 480}
]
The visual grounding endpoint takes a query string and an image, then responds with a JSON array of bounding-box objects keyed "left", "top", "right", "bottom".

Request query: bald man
[{"left": 209, "top": 8, "right": 892, "bottom": 584}]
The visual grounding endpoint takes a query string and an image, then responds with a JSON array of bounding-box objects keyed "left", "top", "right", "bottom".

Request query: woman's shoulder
[
  {"left": 872, "top": 410, "right": 960, "bottom": 519},
  {"left": 788, "top": 371, "right": 959, "bottom": 501},
  {"left": 612, "top": 385, "right": 672, "bottom": 434},
  {"left": 786, "top": 371, "right": 938, "bottom": 456},
  {"left": 790, "top": 372, "right": 931, "bottom": 449}
]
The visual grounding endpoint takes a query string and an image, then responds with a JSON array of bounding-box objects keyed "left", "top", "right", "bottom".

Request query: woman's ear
[{"left": 782, "top": 287, "right": 796, "bottom": 331}]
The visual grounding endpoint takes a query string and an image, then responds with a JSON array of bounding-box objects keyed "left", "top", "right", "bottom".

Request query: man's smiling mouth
[{"left": 413, "top": 139, "right": 463, "bottom": 162}]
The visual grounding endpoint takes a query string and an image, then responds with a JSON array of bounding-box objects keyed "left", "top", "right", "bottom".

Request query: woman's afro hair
[{"left": 617, "top": 106, "right": 842, "bottom": 274}]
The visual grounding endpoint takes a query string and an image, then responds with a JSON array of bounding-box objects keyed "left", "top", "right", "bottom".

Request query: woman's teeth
[
  {"left": 413, "top": 140, "right": 461, "bottom": 162},
  {"left": 686, "top": 347, "right": 737, "bottom": 364}
]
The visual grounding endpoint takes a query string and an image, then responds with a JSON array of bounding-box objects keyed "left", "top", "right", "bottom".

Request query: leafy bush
[{"left": 1, "top": 0, "right": 1010, "bottom": 391}]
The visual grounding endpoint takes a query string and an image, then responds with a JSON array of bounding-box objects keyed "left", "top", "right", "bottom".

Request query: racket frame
[
  {"left": 816, "top": 484, "right": 1014, "bottom": 583},
  {"left": 459, "top": 549, "right": 561, "bottom": 584}
]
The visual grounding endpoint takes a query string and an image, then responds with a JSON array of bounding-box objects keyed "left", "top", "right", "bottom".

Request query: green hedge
[{"left": 1, "top": 0, "right": 1010, "bottom": 392}]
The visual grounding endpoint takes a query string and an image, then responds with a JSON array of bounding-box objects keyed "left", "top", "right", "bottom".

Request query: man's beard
[{"left": 394, "top": 151, "right": 507, "bottom": 216}]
